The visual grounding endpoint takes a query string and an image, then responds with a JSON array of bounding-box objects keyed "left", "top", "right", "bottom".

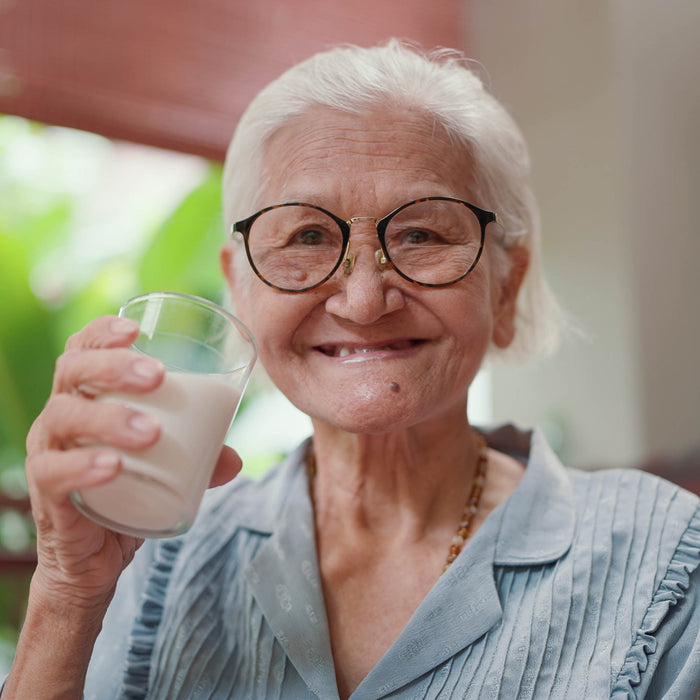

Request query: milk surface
[{"left": 75, "top": 369, "right": 242, "bottom": 536}]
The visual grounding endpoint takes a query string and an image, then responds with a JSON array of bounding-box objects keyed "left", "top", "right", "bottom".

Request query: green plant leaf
[
  {"left": 138, "top": 166, "right": 226, "bottom": 303},
  {"left": 0, "top": 235, "right": 55, "bottom": 455},
  {"left": 50, "top": 260, "right": 139, "bottom": 346}
]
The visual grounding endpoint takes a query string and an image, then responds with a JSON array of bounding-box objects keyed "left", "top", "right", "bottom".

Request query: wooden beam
[{"left": 0, "top": 0, "right": 463, "bottom": 160}]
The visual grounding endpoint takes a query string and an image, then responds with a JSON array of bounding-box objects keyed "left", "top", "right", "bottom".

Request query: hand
[
  {"left": 25, "top": 315, "right": 167, "bottom": 611},
  {"left": 4, "top": 315, "right": 245, "bottom": 698}
]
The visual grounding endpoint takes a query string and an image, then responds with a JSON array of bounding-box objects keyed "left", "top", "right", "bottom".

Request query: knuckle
[
  {"left": 26, "top": 412, "right": 48, "bottom": 453},
  {"left": 53, "top": 347, "right": 131, "bottom": 396},
  {"left": 64, "top": 315, "right": 113, "bottom": 351},
  {"left": 25, "top": 450, "right": 54, "bottom": 493},
  {"left": 54, "top": 348, "right": 78, "bottom": 376},
  {"left": 32, "top": 510, "right": 53, "bottom": 536},
  {"left": 40, "top": 394, "right": 79, "bottom": 439},
  {"left": 28, "top": 496, "right": 51, "bottom": 533},
  {"left": 52, "top": 348, "right": 82, "bottom": 393},
  {"left": 64, "top": 328, "right": 87, "bottom": 352}
]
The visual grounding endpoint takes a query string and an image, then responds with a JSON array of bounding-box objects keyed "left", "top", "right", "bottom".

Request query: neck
[{"left": 308, "top": 408, "right": 481, "bottom": 540}]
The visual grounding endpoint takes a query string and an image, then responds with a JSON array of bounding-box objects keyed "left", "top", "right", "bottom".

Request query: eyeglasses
[{"left": 231, "top": 196, "right": 499, "bottom": 292}]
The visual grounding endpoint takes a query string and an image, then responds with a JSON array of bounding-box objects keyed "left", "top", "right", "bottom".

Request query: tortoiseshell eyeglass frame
[{"left": 230, "top": 196, "right": 499, "bottom": 293}]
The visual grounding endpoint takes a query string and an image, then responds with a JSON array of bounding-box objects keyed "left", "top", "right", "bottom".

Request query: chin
[
  {"left": 281, "top": 370, "right": 469, "bottom": 435},
  {"left": 320, "top": 413, "right": 415, "bottom": 436},
  {"left": 306, "top": 389, "right": 433, "bottom": 435}
]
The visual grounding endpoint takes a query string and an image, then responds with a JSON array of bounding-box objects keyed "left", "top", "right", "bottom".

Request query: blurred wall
[{"left": 470, "top": 0, "right": 700, "bottom": 468}]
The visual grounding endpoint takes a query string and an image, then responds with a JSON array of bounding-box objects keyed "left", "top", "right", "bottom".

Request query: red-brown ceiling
[{"left": 0, "top": 0, "right": 464, "bottom": 160}]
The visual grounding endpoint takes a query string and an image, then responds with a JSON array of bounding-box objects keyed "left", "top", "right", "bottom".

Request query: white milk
[{"left": 74, "top": 369, "right": 243, "bottom": 537}]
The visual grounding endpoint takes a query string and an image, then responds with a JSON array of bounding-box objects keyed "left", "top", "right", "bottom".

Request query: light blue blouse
[{"left": 85, "top": 426, "right": 700, "bottom": 699}]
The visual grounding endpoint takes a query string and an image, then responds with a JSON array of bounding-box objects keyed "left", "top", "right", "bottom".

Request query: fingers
[
  {"left": 29, "top": 448, "right": 123, "bottom": 507},
  {"left": 36, "top": 393, "right": 161, "bottom": 452},
  {"left": 26, "top": 397, "right": 160, "bottom": 536},
  {"left": 55, "top": 315, "right": 164, "bottom": 397},
  {"left": 64, "top": 315, "right": 139, "bottom": 352},
  {"left": 209, "top": 445, "right": 244, "bottom": 487},
  {"left": 21, "top": 315, "right": 160, "bottom": 615},
  {"left": 53, "top": 347, "right": 165, "bottom": 397},
  {"left": 27, "top": 312, "right": 164, "bottom": 481},
  {"left": 56, "top": 313, "right": 165, "bottom": 397},
  {"left": 27, "top": 447, "right": 124, "bottom": 543}
]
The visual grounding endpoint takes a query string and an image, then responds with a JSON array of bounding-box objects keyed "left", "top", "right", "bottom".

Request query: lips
[{"left": 316, "top": 339, "right": 423, "bottom": 358}]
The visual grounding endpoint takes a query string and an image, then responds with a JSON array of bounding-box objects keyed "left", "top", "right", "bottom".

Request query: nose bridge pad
[
  {"left": 342, "top": 251, "right": 356, "bottom": 275},
  {"left": 342, "top": 249, "right": 390, "bottom": 277},
  {"left": 375, "top": 248, "right": 390, "bottom": 271}
]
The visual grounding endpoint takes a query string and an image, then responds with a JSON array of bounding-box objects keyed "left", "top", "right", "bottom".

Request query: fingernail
[
  {"left": 132, "top": 358, "right": 165, "bottom": 380},
  {"left": 110, "top": 318, "right": 139, "bottom": 336},
  {"left": 92, "top": 451, "right": 121, "bottom": 472},
  {"left": 129, "top": 413, "right": 160, "bottom": 434}
]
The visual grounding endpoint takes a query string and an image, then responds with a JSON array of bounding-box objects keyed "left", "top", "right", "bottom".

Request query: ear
[
  {"left": 491, "top": 244, "right": 529, "bottom": 349},
  {"left": 220, "top": 240, "right": 237, "bottom": 293}
]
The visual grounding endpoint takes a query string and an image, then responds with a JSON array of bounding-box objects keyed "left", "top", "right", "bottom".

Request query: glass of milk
[{"left": 71, "top": 291, "right": 257, "bottom": 538}]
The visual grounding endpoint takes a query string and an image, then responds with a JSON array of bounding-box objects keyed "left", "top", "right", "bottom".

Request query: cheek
[
  {"left": 233, "top": 285, "right": 304, "bottom": 367},
  {"left": 434, "top": 285, "right": 496, "bottom": 377},
  {"left": 445, "top": 272, "right": 495, "bottom": 332},
  {"left": 236, "top": 303, "right": 295, "bottom": 394}
]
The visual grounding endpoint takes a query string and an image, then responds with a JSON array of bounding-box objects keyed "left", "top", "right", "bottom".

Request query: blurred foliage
[
  {"left": 0, "top": 116, "right": 228, "bottom": 468},
  {"left": 0, "top": 114, "right": 234, "bottom": 661},
  {"left": 139, "top": 168, "right": 226, "bottom": 301}
]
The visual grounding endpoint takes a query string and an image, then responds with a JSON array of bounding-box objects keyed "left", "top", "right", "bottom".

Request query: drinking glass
[{"left": 71, "top": 292, "right": 257, "bottom": 538}]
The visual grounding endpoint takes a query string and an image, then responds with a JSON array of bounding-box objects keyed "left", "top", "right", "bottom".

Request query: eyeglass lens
[{"left": 245, "top": 200, "right": 484, "bottom": 291}]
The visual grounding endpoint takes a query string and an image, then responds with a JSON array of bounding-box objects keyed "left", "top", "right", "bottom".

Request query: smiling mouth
[{"left": 316, "top": 339, "right": 423, "bottom": 358}]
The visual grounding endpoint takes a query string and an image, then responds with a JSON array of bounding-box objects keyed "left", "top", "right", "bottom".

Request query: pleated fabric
[{"left": 83, "top": 427, "right": 700, "bottom": 700}]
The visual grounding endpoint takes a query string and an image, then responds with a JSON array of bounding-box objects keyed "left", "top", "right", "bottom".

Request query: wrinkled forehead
[{"left": 258, "top": 105, "right": 477, "bottom": 214}]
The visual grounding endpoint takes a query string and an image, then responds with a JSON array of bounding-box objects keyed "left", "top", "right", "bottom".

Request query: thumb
[{"left": 209, "top": 445, "right": 243, "bottom": 488}]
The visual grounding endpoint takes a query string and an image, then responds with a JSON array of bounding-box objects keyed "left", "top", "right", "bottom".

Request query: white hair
[{"left": 222, "top": 39, "right": 561, "bottom": 361}]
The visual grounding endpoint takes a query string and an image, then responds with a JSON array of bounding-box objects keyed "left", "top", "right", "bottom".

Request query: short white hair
[{"left": 223, "top": 39, "right": 561, "bottom": 361}]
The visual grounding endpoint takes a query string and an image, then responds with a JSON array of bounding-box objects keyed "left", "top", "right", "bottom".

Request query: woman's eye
[
  {"left": 405, "top": 229, "right": 432, "bottom": 245},
  {"left": 293, "top": 228, "right": 325, "bottom": 246}
]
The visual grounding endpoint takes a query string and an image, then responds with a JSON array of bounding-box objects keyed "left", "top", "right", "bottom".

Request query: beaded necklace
[
  {"left": 306, "top": 436, "right": 489, "bottom": 574},
  {"left": 443, "top": 437, "right": 488, "bottom": 571}
]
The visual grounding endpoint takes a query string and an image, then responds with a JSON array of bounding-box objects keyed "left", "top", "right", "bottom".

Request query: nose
[{"left": 324, "top": 221, "right": 404, "bottom": 324}]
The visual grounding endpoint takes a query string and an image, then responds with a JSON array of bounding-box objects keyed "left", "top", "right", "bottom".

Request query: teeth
[{"left": 337, "top": 346, "right": 390, "bottom": 357}]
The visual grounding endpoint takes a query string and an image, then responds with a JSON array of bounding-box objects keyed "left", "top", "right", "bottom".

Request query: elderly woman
[{"left": 5, "top": 41, "right": 700, "bottom": 699}]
